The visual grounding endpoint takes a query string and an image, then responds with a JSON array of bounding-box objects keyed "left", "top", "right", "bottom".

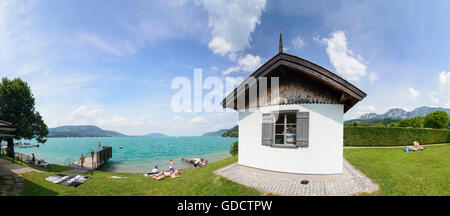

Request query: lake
[{"left": 14, "top": 136, "right": 237, "bottom": 173}]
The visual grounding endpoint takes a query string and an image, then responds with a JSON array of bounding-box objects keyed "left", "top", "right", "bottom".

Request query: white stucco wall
[{"left": 238, "top": 104, "right": 343, "bottom": 174}]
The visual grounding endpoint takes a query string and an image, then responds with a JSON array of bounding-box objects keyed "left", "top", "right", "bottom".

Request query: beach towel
[{"left": 45, "top": 174, "right": 90, "bottom": 187}]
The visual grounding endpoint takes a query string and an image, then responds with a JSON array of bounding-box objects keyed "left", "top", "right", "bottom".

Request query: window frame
[{"left": 272, "top": 110, "right": 298, "bottom": 147}]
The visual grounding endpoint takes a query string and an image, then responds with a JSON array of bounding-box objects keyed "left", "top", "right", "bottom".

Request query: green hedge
[{"left": 344, "top": 126, "right": 450, "bottom": 146}]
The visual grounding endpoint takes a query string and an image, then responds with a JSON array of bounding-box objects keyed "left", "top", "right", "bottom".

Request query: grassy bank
[
  {"left": 15, "top": 145, "right": 450, "bottom": 196},
  {"left": 0, "top": 154, "right": 72, "bottom": 172},
  {"left": 344, "top": 145, "right": 450, "bottom": 196},
  {"left": 20, "top": 156, "right": 266, "bottom": 196}
]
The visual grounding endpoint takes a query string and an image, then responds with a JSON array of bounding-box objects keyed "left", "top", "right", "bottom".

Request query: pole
[{"left": 91, "top": 151, "right": 95, "bottom": 175}]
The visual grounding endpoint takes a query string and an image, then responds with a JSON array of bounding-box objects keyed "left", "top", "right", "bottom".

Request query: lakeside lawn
[
  {"left": 20, "top": 156, "right": 266, "bottom": 196},
  {"left": 344, "top": 145, "right": 450, "bottom": 196},
  {"left": 16, "top": 145, "right": 450, "bottom": 196}
]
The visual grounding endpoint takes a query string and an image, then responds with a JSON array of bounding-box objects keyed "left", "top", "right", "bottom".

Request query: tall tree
[
  {"left": 0, "top": 77, "right": 49, "bottom": 157},
  {"left": 410, "top": 116, "right": 425, "bottom": 128},
  {"left": 424, "top": 111, "right": 450, "bottom": 129}
]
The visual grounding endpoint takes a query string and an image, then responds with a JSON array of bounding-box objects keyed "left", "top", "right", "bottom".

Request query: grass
[
  {"left": 20, "top": 156, "right": 267, "bottom": 196},
  {"left": 0, "top": 154, "right": 72, "bottom": 172},
  {"left": 14, "top": 146, "right": 450, "bottom": 196},
  {"left": 344, "top": 145, "right": 450, "bottom": 196}
]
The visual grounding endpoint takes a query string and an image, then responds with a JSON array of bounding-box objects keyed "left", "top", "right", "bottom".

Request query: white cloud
[
  {"left": 321, "top": 31, "right": 367, "bottom": 81},
  {"left": 78, "top": 33, "right": 137, "bottom": 56},
  {"left": 67, "top": 106, "right": 102, "bottom": 121},
  {"left": 222, "top": 54, "right": 262, "bottom": 75},
  {"left": 208, "top": 36, "right": 234, "bottom": 55},
  {"left": 439, "top": 71, "right": 450, "bottom": 91},
  {"left": 369, "top": 72, "right": 378, "bottom": 83},
  {"left": 201, "top": 0, "right": 267, "bottom": 55},
  {"left": 189, "top": 116, "right": 208, "bottom": 123},
  {"left": 173, "top": 115, "right": 184, "bottom": 121},
  {"left": 97, "top": 115, "right": 129, "bottom": 127},
  {"left": 408, "top": 87, "right": 421, "bottom": 99},
  {"left": 430, "top": 95, "right": 439, "bottom": 104},
  {"left": 291, "top": 36, "right": 306, "bottom": 49}
]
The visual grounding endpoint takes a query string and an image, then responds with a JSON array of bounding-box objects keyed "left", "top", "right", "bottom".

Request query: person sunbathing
[
  {"left": 152, "top": 170, "right": 181, "bottom": 180},
  {"left": 413, "top": 141, "right": 425, "bottom": 150},
  {"left": 193, "top": 158, "right": 208, "bottom": 168}
]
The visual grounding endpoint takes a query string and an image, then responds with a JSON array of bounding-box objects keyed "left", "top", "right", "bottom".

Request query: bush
[
  {"left": 230, "top": 141, "right": 238, "bottom": 156},
  {"left": 344, "top": 126, "right": 450, "bottom": 146}
]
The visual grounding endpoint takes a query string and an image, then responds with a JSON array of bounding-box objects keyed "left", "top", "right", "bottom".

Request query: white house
[{"left": 221, "top": 34, "right": 366, "bottom": 174}]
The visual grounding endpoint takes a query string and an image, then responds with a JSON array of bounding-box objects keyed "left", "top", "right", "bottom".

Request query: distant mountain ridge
[
  {"left": 145, "top": 133, "right": 168, "bottom": 137},
  {"left": 358, "top": 106, "right": 450, "bottom": 120},
  {"left": 48, "top": 125, "right": 126, "bottom": 137},
  {"left": 203, "top": 126, "right": 237, "bottom": 136}
]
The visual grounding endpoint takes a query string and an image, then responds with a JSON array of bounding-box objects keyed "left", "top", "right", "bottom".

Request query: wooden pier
[{"left": 73, "top": 146, "right": 112, "bottom": 169}]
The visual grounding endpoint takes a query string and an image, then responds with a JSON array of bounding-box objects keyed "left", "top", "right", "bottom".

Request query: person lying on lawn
[
  {"left": 413, "top": 141, "right": 425, "bottom": 150},
  {"left": 152, "top": 170, "right": 181, "bottom": 180}
]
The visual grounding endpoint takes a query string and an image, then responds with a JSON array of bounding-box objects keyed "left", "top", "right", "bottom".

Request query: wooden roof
[{"left": 221, "top": 52, "right": 367, "bottom": 113}]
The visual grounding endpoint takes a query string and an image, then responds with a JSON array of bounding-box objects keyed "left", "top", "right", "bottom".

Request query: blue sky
[{"left": 1, "top": 0, "right": 450, "bottom": 136}]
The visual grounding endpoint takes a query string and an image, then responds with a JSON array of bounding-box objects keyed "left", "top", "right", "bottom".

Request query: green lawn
[
  {"left": 21, "top": 156, "right": 267, "bottom": 196},
  {"left": 344, "top": 145, "right": 450, "bottom": 196},
  {"left": 0, "top": 154, "right": 72, "bottom": 172},
  {"left": 16, "top": 145, "right": 450, "bottom": 196}
]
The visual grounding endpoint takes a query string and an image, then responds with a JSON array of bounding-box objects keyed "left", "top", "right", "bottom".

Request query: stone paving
[
  {"left": 215, "top": 160, "right": 379, "bottom": 196},
  {"left": 0, "top": 158, "right": 43, "bottom": 196}
]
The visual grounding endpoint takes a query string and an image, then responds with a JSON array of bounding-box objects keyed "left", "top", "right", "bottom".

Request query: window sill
[{"left": 271, "top": 144, "right": 298, "bottom": 149}]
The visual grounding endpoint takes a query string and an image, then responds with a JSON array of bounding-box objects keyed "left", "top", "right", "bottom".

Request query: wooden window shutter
[
  {"left": 296, "top": 112, "right": 309, "bottom": 147},
  {"left": 262, "top": 113, "right": 273, "bottom": 146}
]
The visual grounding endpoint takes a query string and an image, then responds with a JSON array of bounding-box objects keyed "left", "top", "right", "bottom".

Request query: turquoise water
[{"left": 14, "top": 136, "right": 237, "bottom": 173}]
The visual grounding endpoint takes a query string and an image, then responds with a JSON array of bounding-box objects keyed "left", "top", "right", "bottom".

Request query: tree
[
  {"left": 424, "top": 111, "right": 450, "bottom": 129},
  {"left": 230, "top": 141, "right": 238, "bottom": 156},
  {"left": 0, "top": 77, "right": 49, "bottom": 157},
  {"left": 410, "top": 116, "right": 425, "bottom": 128},
  {"left": 388, "top": 123, "right": 400, "bottom": 127},
  {"left": 399, "top": 118, "right": 412, "bottom": 127}
]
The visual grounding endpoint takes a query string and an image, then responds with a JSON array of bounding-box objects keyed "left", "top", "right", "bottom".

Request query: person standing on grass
[
  {"left": 32, "top": 153, "right": 36, "bottom": 165},
  {"left": 80, "top": 154, "right": 85, "bottom": 168}
]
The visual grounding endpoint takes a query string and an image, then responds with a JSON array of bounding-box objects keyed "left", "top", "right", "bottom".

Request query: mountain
[
  {"left": 202, "top": 129, "right": 230, "bottom": 136},
  {"left": 358, "top": 106, "right": 450, "bottom": 120},
  {"left": 145, "top": 133, "right": 168, "bottom": 137},
  {"left": 48, "top": 125, "right": 126, "bottom": 138},
  {"left": 221, "top": 125, "right": 238, "bottom": 138}
]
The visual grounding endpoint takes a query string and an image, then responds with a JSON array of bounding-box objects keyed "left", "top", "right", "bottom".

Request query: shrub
[
  {"left": 230, "top": 141, "right": 238, "bottom": 156},
  {"left": 344, "top": 126, "right": 450, "bottom": 146}
]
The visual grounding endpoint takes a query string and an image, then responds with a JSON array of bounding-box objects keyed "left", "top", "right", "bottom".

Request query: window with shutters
[{"left": 274, "top": 113, "right": 297, "bottom": 145}]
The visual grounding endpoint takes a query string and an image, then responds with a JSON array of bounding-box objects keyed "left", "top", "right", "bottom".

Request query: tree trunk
[{"left": 7, "top": 137, "right": 14, "bottom": 158}]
